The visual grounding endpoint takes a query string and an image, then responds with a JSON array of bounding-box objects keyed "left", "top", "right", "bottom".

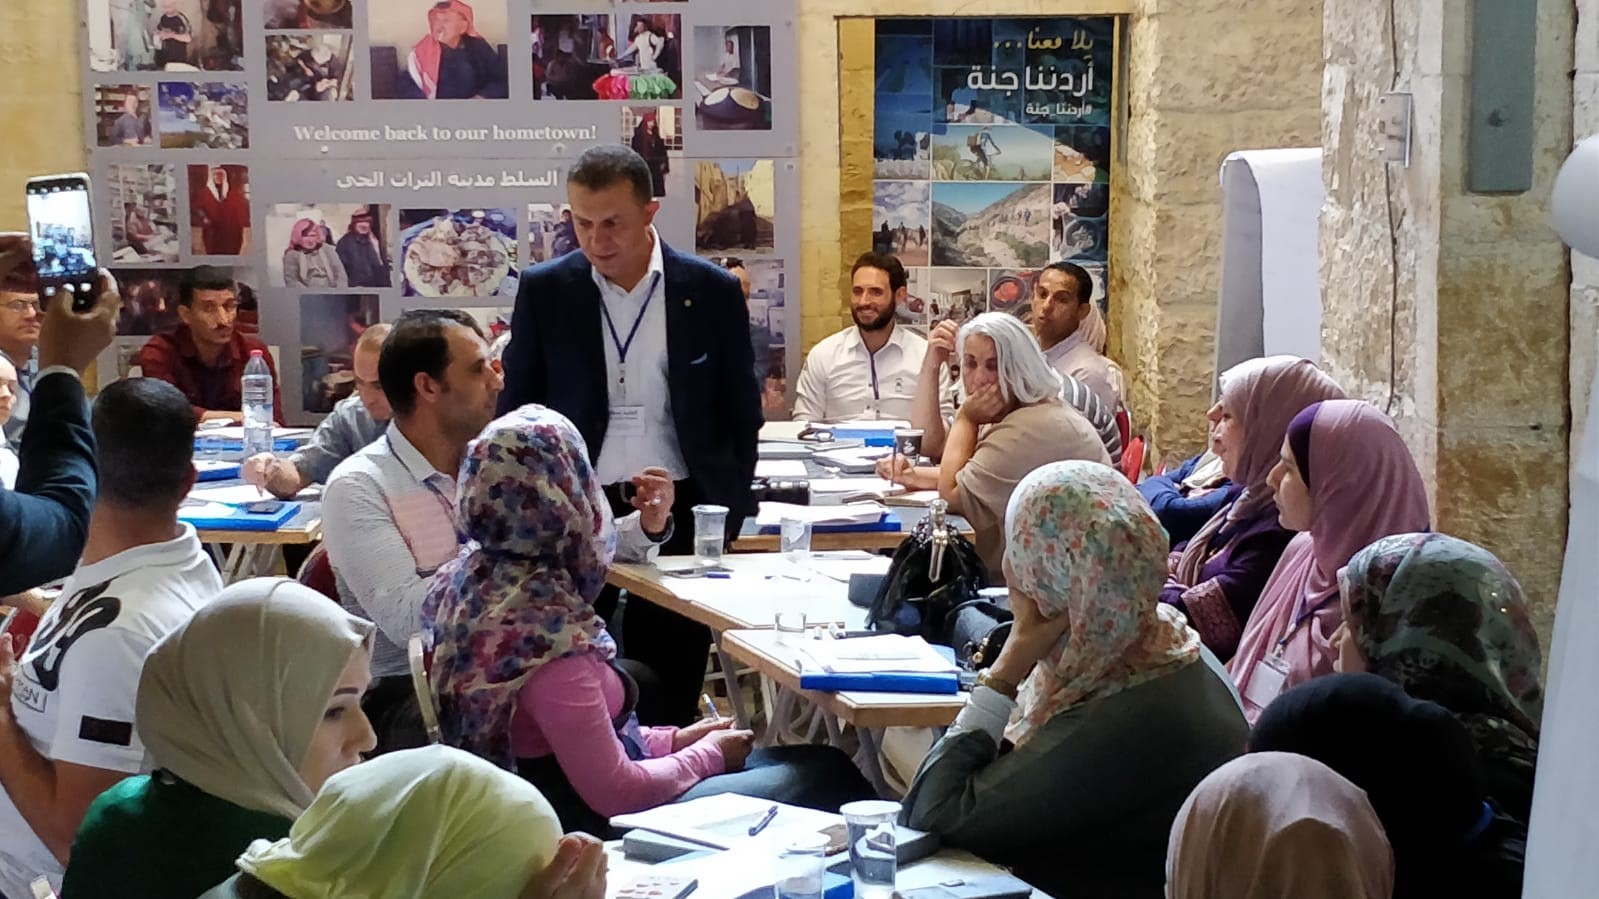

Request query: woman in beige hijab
[
  {"left": 63, "top": 578, "right": 377, "bottom": 899},
  {"left": 1167, "top": 751, "right": 1394, "bottom": 899}
]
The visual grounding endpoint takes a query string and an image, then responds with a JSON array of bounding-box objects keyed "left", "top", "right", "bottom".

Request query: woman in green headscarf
[
  {"left": 200, "top": 745, "right": 599, "bottom": 899},
  {"left": 1333, "top": 532, "right": 1544, "bottom": 820}
]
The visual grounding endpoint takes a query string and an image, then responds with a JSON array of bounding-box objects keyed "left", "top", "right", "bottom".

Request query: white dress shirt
[
  {"left": 1043, "top": 332, "right": 1123, "bottom": 412},
  {"left": 325, "top": 424, "right": 664, "bottom": 678},
  {"left": 591, "top": 227, "right": 689, "bottom": 485},
  {"left": 793, "top": 324, "right": 928, "bottom": 422}
]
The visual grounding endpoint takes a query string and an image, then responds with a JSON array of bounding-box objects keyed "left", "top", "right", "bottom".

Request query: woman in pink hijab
[
  {"left": 1227, "top": 399, "right": 1430, "bottom": 723},
  {"left": 1161, "top": 356, "right": 1345, "bottom": 661},
  {"left": 404, "top": 0, "right": 508, "bottom": 100}
]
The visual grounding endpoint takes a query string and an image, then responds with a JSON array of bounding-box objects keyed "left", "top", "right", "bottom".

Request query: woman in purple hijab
[
  {"left": 1227, "top": 399, "right": 1431, "bottom": 723},
  {"left": 1161, "top": 356, "right": 1345, "bottom": 661}
]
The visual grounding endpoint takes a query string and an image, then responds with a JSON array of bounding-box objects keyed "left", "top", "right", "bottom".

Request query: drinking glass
[
  {"left": 841, "top": 800, "right": 901, "bottom": 899},
  {"left": 692, "top": 504, "right": 729, "bottom": 565}
]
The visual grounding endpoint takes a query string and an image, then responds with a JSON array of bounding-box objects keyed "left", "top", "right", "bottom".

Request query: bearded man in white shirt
[{"left": 793, "top": 252, "right": 927, "bottom": 423}]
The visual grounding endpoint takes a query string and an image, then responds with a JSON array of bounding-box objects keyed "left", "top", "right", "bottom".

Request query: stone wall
[
  {"left": 0, "top": 2, "right": 85, "bottom": 227},
  {"left": 814, "top": 0, "right": 1326, "bottom": 461},
  {"left": 1321, "top": 0, "right": 1576, "bottom": 644},
  {"left": 1576, "top": 0, "right": 1598, "bottom": 447}
]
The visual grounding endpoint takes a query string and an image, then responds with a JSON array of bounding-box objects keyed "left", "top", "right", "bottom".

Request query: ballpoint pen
[
  {"left": 748, "top": 804, "right": 779, "bottom": 836},
  {"left": 700, "top": 692, "right": 722, "bottom": 722}
]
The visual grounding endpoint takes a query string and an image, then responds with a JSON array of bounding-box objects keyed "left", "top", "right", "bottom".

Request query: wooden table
[
  {"left": 722, "top": 628, "right": 965, "bottom": 794},
  {"left": 196, "top": 502, "right": 323, "bottom": 583}
]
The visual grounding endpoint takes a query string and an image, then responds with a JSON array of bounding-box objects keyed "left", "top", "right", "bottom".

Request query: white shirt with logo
[{"left": 0, "top": 525, "right": 220, "bottom": 897}]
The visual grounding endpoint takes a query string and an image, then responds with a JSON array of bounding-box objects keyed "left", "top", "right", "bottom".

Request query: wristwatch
[{"left": 976, "top": 670, "right": 1018, "bottom": 700}]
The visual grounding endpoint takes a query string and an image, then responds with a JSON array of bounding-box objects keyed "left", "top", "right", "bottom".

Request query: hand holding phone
[
  {"left": 31, "top": 263, "right": 118, "bottom": 376},
  {"left": 25, "top": 174, "right": 99, "bottom": 308}
]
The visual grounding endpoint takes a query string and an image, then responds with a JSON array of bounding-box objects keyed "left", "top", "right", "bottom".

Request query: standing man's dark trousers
[{"left": 599, "top": 479, "right": 715, "bottom": 727}]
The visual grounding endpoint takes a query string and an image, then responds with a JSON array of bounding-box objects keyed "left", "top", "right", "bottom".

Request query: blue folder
[
  {"left": 178, "top": 500, "right": 301, "bottom": 532},
  {"left": 192, "top": 437, "right": 299, "bottom": 453},
  {"left": 798, "top": 669, "right": 961, "bottom": 694},
  {"left": 193, "top": 461, "right": 241, "bottom": 482},
  {"left": 826, "top": 424, "right": 896, "bottom": 447}
]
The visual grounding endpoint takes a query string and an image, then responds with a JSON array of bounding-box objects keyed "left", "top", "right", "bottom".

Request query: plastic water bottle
[{"left": 241, "top": 350, "right": 275, "bottom": 459}]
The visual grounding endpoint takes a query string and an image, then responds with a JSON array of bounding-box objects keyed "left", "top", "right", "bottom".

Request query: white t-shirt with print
[{"left": 0, "top": 524, "right": 221, "bottom": 898}]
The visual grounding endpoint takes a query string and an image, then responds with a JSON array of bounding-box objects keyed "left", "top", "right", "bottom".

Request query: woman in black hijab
[{"left": 1251, "top": 673, "right": 1526, "bottom": 899}]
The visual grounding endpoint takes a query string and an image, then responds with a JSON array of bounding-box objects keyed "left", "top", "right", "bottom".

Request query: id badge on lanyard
[
  {"left": 1243, "top": 653, "right": 1291, "bottom": 710},
  {"left": 601, "top": 275, "right": 659, "bottom": 440}
]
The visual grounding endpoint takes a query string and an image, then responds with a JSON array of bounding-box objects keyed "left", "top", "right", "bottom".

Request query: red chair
[
  {"left": 1114, "top": 406, "right": 1132, "bottom": 456},
  {"left": 1121, "top": 436, "right": 1146, "bottom": 483},
  {"left": 1, "top": 607, "right": 42, "bottom": 657},
  {"left": 296, "top": 544, "right": 340, "bottom": 604}
]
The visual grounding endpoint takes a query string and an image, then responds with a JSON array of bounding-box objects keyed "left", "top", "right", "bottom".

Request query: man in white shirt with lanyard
[
  {"left": 498, "top": 145, "right": 762, "bottom": 726},
  {"left": 0, "top": 378, "right": 221, "bottom": 897},
  {"left": 324, "top": 309, "right": 676, "bottom": 752},
  {"left": 1032, "top": 261, "right": 1123, "bottom": 412},
  {"left": 793, "top": 251, "right": 927, "bottom": 423}
]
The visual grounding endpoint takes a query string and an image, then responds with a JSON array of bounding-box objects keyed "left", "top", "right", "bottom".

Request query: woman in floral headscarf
[
  {"left": 1334, "top": 532, "right": 1544, "bottom": 819},
  {"left": 424, "top": 406, "right": 870, "bottom": 837},
  {"left": 899, "top": 461, "right": 1247, "bottom": 899}
]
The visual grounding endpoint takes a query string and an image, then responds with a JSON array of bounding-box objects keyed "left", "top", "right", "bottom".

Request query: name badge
[
  {"left": 610, "top": 405, "right": 647, "bottom": 438},
  {"left": 1243, "top": 654, "right": 1291, "bottom": 711}
]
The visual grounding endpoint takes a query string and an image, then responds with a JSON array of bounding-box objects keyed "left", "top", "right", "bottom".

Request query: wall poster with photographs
[
  {"left": 873, "top": 17, "right": 1115, "bottom": 337},
  {"left": 80, "top": 0, "right": 800, "bottom": 423}
]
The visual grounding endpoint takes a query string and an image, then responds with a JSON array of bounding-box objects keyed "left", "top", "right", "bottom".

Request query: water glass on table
[
  {"left": 842, "top": 800, "right": 901, "bottom": 899},
  {"left": 773, "top": 833, "right": 829, "bottom": 899},
  {"left": 692, "top": 504, "right": 729, "bottom": 566},
  {"left": 779, "top": 516, "right": 812, "bottom": 570}
]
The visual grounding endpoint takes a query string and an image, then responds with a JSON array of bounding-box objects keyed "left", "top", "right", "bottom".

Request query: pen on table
[
  {"left": 748, "top": 804, "right": 779, "bottom": 836},
  {"left": 701, "top": 692, "right": 722, "bottom": 723}
]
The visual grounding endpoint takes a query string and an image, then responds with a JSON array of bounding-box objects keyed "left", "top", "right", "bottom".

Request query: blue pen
[{"left": 707, "top": 571, "right": 732, "bottom": 579}]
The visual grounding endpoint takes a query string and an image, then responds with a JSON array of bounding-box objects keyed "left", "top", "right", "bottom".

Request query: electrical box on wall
[{"left": 1378, "top": 92, "right": 1412, "bottom": 167}]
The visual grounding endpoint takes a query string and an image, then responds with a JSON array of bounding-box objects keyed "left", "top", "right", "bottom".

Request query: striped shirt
[{"left": 940, "top": 366, "right": 1122, "bottom": 464}]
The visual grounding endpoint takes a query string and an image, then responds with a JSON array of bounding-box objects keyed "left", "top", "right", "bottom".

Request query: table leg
[
  {"left": 714, "top": 635, "right": 752, "bottom": 730},
  {"left": 855, "top": 725, "right": 893, "bottom": 798}
]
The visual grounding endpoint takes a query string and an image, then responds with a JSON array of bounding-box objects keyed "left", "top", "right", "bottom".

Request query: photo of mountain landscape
[{"left": 931, "top": 181, "right": 1051, "bottom": 269}]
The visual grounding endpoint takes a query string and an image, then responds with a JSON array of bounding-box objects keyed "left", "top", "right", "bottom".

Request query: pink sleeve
[
  {"left": 520, "top": 657, "right": 726, "bottom": 817},
  {"left": 641, "top": 726, "right": 679, "bottom": 758}
]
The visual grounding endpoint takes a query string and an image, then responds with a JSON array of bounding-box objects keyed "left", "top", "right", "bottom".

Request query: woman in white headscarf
[
  {"left": 1166, "top": 752, "right": 1394, "bottom": 899},
  {"left": 63, "top": 578, "right": 377, "bottom": 899}
]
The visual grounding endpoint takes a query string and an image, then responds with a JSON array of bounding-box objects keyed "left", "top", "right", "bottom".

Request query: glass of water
[
  {"left": 692, "top": 504, "right": 729, "bottom": 565},
  {"left": 779, "top": 517, "right": 812, "bottom": 568},
  {"left": 841, "top": 800, "right": 901, "bottom": 899},
  {"left": 773, "top": 833, "right": 829, "bottom": 899}
]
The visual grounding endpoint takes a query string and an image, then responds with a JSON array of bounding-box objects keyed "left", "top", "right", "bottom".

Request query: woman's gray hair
[{"left": 956, "top": 312, "right": 1063, "bottom": 406}]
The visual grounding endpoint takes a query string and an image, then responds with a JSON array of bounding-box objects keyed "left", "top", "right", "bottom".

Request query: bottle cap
[{"left": 250, "top": 349, "right": 264, "bottom": 357}]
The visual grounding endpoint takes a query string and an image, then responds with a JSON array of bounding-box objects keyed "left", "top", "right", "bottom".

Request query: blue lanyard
[
  {"left": 599, "top": 273, "right": 661, "bottom": 396},
  {"left": 1276, "top": 592, "right": 1339, "bottom": 652}
]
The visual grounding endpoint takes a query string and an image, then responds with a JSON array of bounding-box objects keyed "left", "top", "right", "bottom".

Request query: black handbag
[
  {"left": 943, "top": 600, "right": 1012, "bottom": 670},
  {"left": 866, "top": 500, "right": 989, "bottom": 643}
]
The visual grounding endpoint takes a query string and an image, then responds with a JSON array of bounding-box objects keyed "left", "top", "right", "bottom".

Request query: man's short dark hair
[
  {"left": 179, "top": 265, "right": 236, "bottom": 307},
  {"left": 851, "top": 252, "right": 907, "bottom": 294},
  {"left": 92, "top": 378, "right": 196, "bottom": 508},
  {"left": 721, "top": 257, "right": 745, "bottom": 272},
  {"left": 380, "top": 309, "right": 485, "bottom": 417},
  {"left": 567, "top": 145, "right": 654, "bottom": 205},
  {"left": 1043, "top": 262, "right": 1093, "bottom": 305}
]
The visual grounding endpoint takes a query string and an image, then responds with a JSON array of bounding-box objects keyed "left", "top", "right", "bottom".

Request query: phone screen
[{"left": 26, "top": 177, "right": 97, "bottom": 287}]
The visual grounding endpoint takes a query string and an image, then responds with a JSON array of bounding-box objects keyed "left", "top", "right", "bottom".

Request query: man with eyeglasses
[
  {"left": 0, "top": 261, "right": 42, "bottom": 447},
  {"left": 135, "top": 265, "right": 283, "bottom": 424}
]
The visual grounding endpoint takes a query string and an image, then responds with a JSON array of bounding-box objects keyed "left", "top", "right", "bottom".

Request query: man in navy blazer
[
  {"left": 498, "top": 145, "right": 762, "bottom": 725},
  {"left": 0, "top": 238, "right": 118, "bottom": 597}
]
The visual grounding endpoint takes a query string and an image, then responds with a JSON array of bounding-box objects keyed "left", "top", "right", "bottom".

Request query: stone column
[
  {"left": 1321, "top": 0, "right": 1576, "bottom": 642},
  {"left": 0, "top": 2, "right": 85, "bottom": 225}
]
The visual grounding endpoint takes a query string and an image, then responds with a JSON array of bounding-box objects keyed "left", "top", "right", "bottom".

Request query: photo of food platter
[{"left": 398, "top": 208, "right": 518, "bottom": 298}]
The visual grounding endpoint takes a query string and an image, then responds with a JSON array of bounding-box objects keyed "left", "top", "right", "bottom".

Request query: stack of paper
[
  {"left": 796, "top": 634, "right": 958, "bottom": 675},
  {"left": 808, "top": 476, "right": 903, "bottom": 501},
  {"left": 755, "top": 502, "right": 884, "bottom": 528},
  {"left": 754, "top": 459, "right": 809, "bottom": 478},
  {"left": 758, "top": 421, "right": 809, "bottom": 443},
  {"left": 813, "top": 446, "right": 891, "bottom": 474}
]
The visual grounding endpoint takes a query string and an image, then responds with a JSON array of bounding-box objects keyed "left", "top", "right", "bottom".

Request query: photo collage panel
[{"left": 872, "top": 17, "right": 1114, "bottom": 335}]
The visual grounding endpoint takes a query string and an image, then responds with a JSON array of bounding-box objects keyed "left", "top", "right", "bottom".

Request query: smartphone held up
[{"left": 25, "top": 173, "right": 98, "bottom": 311}]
